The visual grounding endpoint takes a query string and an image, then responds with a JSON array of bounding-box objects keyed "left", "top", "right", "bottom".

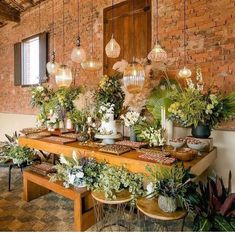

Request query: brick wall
[{"left": 0, "top": 0, "right": 234, "bottom": 115}]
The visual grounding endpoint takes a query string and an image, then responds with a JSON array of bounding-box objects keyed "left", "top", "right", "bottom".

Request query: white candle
[{"left": 161, "top": 106, "right": 166, "bottom": 129}]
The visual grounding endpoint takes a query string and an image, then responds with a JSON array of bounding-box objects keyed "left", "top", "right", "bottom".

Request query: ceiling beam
[{"left": 0, "top": 1, "right": 20, "bottom": 22}]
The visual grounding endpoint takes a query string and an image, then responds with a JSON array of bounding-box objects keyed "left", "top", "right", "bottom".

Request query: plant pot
[
  {"left": 158, "top": 195, "right": 177, "bottom": 213},
  {"left": 129, "top": 127, "right": 137, "bottom": 142},
  {"left": 191, "top": 124, "right": 211, "bottom": 138},
  {"left": 66, "top": 119, "right": 73, "bottom": 130}
]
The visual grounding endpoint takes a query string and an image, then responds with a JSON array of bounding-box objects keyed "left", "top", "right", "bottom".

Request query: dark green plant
[
  {"left": 95, "top": 74, "right": 125, "bottom": 119},
  {"left": 193, "top": 172, "right": 235, "bottom": 232},
  {"left": 67, "top": 109, "right": 87, "bottom": 130},
  {"left": 146, "top": 163, "right": 199, "bottom": 211}
]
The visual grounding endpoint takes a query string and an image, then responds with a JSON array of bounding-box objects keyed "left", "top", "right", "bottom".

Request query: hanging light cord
[
  {"left": 76, "top": 0, "right": 81, "bottom": 46},
  {"left": 183, "top": 0, "right": 187, "bottom": 66},
  {"left": 132, "top": 0, "right": 135, "bottom": 61},
  {"left": 156, "top": 0, "right": 158, "bottom": 42},
  {"left": 52, "top": 0, "right": 55, "bottom": 53},
  {"left": 39, "top": 1, "right": 41, "bottom": 33},
  {"left": 91, "top": 0, "right": 94, "bottom": 55},
  {"left": 62, "top": 0, "right": 65, "bottom": 63},
  {"left": 111, "top": 0, "right": 114, "bottom": 35}
]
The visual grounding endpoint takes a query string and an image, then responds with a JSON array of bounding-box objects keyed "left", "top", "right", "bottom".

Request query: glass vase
[{"left": 129, "top": 127, "right": 137, "bottom": 142}]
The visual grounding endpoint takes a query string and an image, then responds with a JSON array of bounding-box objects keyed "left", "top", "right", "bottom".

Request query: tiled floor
[{"left": 0, "top": 166, "right": 194, "bottom": 232}]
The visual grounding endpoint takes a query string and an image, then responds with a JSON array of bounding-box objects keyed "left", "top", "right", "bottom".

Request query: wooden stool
[
  {"left": 136, "top": 198, "right": 187, "bottom": 232},
  {"left": 91, "top": 190, "right": 134, "bottom": 231}
]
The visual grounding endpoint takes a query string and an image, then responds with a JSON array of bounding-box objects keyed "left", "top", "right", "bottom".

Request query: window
[
  {"left": 14, "top": 32, "right": 48, "bottom": 86},
  {"left": 22, "top": 36, "right": 40, "bottom": 85}
]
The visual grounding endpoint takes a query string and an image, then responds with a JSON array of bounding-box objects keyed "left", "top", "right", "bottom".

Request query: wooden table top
[
  {"left": 18, "top": 137, "right": 217, "bottom": 176},
  {"left": 92, "top": 190, "right": 132, "bottom": 205},
  {"left": 136, "top": 197, "right": 187, "bottom": 220}
]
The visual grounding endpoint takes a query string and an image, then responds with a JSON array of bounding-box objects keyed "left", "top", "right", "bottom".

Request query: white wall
[{"left": 0, "top": 113, "right": 234, "bottom": 191}]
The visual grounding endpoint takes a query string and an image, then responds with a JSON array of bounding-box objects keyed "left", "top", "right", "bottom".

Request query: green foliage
[
  {"left": 193, "top": 172, "right": 235, "bottom": 232},
  {"left": 146, "top": 164, "right": 199, "bottom": 211},
  {"left": 67, "top": 109, "right": 87, "bottom": 129},
  {"left": 134, "top": 120, "right": 165, "bottom": 147},
  {"left": 95, "top": 165, "right": 144, "bottom": 201},
  {"left": 168, "top": 88, "right": 235, "bottom": 128},
  {"left": 95, "top": 74, "right": 125, "bottom": 119},
  {"left": 147, "top": 78, "right": 179, "bottom": 120}
]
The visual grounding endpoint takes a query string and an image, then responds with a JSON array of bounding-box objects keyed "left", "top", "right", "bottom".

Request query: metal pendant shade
[
  {"left": 148, "top": 42, "right": 167, "bottom": 62},
  {"left": 71, "top": 37, "right": 86, "bottom": 63}
]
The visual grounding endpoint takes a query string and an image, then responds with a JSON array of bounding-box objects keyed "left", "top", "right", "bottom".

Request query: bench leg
[
  {"left": 74, "top": 198, "right": 82, "bottom": 231},
  {"left": 8, "top": 165, "right": 13, "bottom": 192},
  {"left": 23, "top": 178, "right": 50, "bottom": 202}
]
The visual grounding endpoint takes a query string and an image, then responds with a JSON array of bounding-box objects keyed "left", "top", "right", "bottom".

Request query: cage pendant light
[
  {"left": 81, "top": 0, "right": 102, "bottom": 71},
  {"left": 71, "top": 0, "right": 86, "bottom": 63},
  {"left": 47, "top": 0, "right": 59, "bottom": 75},
  {"left": 148, "top": 0, "right": 167, "bottom": 63},
  {"left": 105, "top": 0, "right": 120, "bottom": 58},
  {"left": 123, "top": 0, "right": 145, "bottom": 94},
  {"left": 178, "top": 0, "right": 191, "bottom": 79},
  {"left": 55, "top": 0, "right": 72, "bottom": 87}
]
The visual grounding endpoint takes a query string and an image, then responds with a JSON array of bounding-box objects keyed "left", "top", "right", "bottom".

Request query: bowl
[
  {"left": 187, "top": 141, "right": 207, "bottom": 155},
  {"left": 169, "top": 138, "right": 185, "bottom": 151}
]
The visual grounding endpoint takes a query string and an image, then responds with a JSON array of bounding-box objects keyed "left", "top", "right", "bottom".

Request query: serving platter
[{"left": 99, "top": 144, "right": 132, "bottom": 155}]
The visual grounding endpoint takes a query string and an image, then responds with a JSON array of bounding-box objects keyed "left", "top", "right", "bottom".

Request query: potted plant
[
  {"left": 146, "top": 164, "right": 199, "bottom": 213},
  {"left": 193, "top": 172, "right": 235, "bottom": 231},
  {"left": 120, "top": 111, "right": 145, "bottom": 142},
  {"left": 3, "top": 133, "right": 36, "bottom": 165},
  {"left": 168, "top": 74, "right": 235, "bottom": 138}
]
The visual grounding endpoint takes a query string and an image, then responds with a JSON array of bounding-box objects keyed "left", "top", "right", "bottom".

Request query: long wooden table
[
  {"left": 19, "top": 137, "right": 217, "bottom": 231},
  {"left": 19, "top": 137, "right": 217, "bottom": 176}
]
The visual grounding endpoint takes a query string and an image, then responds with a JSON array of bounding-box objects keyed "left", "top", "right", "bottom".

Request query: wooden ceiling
[{"left": 0, "top": 0, "right": 43, "bottom": 27}]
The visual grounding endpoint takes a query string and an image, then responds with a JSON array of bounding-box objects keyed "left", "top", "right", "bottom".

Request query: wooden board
[
  {"left": 18, "top": 137, "right": 217, "bottom": 177},
  {"left": 40, "top": 136, "right": 77, "bottom": 144}
]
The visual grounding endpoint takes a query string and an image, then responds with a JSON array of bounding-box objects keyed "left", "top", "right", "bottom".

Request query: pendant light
[
  {"left": 178, "top": 0, "right": 192, "bottom": 78},
  {"left": 105, "top": 0, "right": 120, "bottom": 58},
  {"left": 147, "top": 0, "right": 167, "bottom": 63},
  {"left": 47, "top": 0, "right": 59, "bottom": 75},
  {"left": 71, "top": 0, "right": 86, "bottom": 63},
  {"left": 55, "top": 0, "right": 73, "bottom": 87},
  {"left": 123, "top": 0, "right": 145, "bottom": 94},
  {"left": 81, "top": 0, "right": 102, "bottom": 71}
]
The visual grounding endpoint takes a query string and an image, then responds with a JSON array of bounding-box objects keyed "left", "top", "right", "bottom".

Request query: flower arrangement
[
  {"left": 146, "top": 163, "right": 199, "bottom": 212},
  {"left": 168, "top": 73, "right": 235, "bottom": 130},
  {"left": 120, "top": 111, "right": 145, "bottom": 128},
  {"left": 98, "top": 102, "right": 115, "bottom": 121},
  {"left": 95, "top": 74, "right": 125, "bottom": 119},
  {"left": 31, "top": 85, "right": 54, "bottom": 109},
  {"left": 49, "top": 152, "right": 105, "bottom": 188},
  {"left": 134, "top": 120, "right": 165, "bottom": 147},
  {"left": 2, "top": 133, "right": 36, "bottom": 165}
]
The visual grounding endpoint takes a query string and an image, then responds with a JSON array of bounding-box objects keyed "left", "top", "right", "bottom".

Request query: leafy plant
[
  {"left": 2, "top": 133, "right": 36, "bottom": 165},
  {"left": 147, "top": 78, "right": 179, "bottom": 120},
  {"left": 67, "top": 109, "right": 87, "bottom": 130},
  {"left": 193, "top": 172, "right": 235, "bottom": 232},
  {"left": 95, "top": 74, "right": 125, "bottom": 119},
  {"left": 146, "top": 164, "right": 199, "bottom": 211},
  {"left": 134, "top": 120, "right": 165, "bottom": 147},
  {"left": 95, "top": 165, "right": 144, "bottom": 201}
]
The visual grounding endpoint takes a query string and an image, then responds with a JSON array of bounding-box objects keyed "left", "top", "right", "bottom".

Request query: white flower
[
  {"left": 60, "top": 155, "right": 69, "bottom": 165},
  {"left": 36, "top": 86, "right": 44, "bottom": 92},
  {"left": 146, "top": 182, "right": 154, "bottom": 195}
]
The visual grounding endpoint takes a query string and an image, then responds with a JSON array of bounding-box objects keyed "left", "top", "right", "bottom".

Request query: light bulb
[
  {"left": 123, "top": 62, "right": 145, "bottom": 94},
  {"left": 178, "top": 66, "right": 192, "bottom": 79},
  {"left": 105, "top": 34, "right": 121, "bottom": 58},
  {"left": 81, "top": 57, "right": 102, "bottom": 71},
  {"left": 55, "top": 65, "right": 73, "bottom": 87},
  {"left": 47, "top": 61, "right": 59, "bottom": 75},
  {"left": 148, "top": 42, "right": 167, "bottom": 63},
  {"left": 71, "top": 46, "right": 86, "bottom": 63},
  {"left": 47, "top": 51, "right": 59, "bottom": 75}
]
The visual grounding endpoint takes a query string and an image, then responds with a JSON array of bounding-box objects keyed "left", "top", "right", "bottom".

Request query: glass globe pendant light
[
  {"left": 46, "top": 0, "right": 59, "bottom": 75},
  {"left": 123, "top": 59, "right": 145, "bottom": 94},
  {"left": 105, "top": 34, "right": 121, "bottom": 58},
  {"left": 148, "top": 0, "right": 167, "bottom": 63},
  {"left": 105, "top": 0, "right": 120, "bottom": 58},
  {"left": 178, "top": 0, "right": 191, "bottom": 78},
  {"left": 55, "top": 0, "right": 72, "bottom": 87},
  {"left": 81, "top": 0, "right": 102, "bottom": 71},
  {"left": 47, "top": 51, "right": 59, "bottom": 75},
  {"left": 55, "top": 65, "right": 73, "bottom": 87},
  {"left": 71, "top": 1, "right": 86, "bottom": 63}
]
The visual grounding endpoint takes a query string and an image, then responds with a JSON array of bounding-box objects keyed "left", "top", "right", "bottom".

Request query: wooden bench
[{"left": 23, "top": 170, "right": 95, "bottom": 231}]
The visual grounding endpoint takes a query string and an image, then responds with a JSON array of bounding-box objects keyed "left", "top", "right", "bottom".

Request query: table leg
[
  {"left": 74, "top": 197, "right": 82, "bottom": 231},
  {"left": 181, "top": 216, "right": 186, "bottom": 232},
  {"left": 8, "top": 164, "right": 13, "bottom": 192}
]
